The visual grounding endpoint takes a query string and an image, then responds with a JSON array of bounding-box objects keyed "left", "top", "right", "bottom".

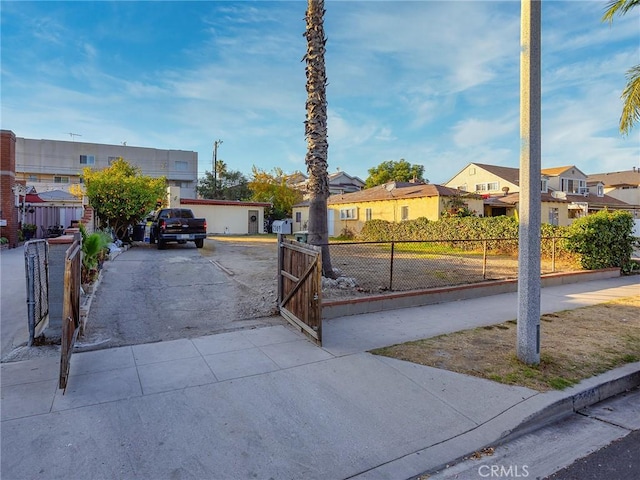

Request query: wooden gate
[
  {"left": 278, "top": 237, "right": 322, "bottom": 345},
  {"left": 59, "top": 238, "right": 81, "bottom": 390}
]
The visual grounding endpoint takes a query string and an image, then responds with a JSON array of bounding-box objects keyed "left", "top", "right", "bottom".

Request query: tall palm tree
[
  {"left": 304, "top": 0, "right": 334, "bottom": 277},
  {"left": 603, "top": 0, "right": 640, "bottom": 136}
]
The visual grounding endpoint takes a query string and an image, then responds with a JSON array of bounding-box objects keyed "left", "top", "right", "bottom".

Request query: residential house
[
  {"left": 586, "top": 169, "right": 640, "bottom": 218},
  {"left": 289, "top": 170, "right": 365, "bottom": 198},
  {"left": 292, "top": 181, "right": 483, "bottom": 236},
  {"left": 13, "top": 133, "right": 199, "bottom": 198},
  {"left": 167, "top": 187, "right": 271, "bottom": 235},
  {"left": 445, "top": 163, "right": 632, "bottom": 226}
]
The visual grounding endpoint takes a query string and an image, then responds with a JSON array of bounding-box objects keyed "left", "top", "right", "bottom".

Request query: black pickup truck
[{"left": 150, "top": 208, "right": 207, "bottom": 249}]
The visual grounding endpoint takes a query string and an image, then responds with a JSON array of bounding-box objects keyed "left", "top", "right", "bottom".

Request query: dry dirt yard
[{"left": 372, "top": 296, "right": 640, "bottom": 391}]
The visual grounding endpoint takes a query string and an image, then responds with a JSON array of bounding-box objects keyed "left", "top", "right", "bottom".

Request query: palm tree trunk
[{"left": 304, "top": 0, "right": 334, "bottom": 277}]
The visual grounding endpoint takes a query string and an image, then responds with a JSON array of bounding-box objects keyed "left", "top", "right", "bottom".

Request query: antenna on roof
[{"left": 67, "top": 133, "right": 82, "bottom": 141}]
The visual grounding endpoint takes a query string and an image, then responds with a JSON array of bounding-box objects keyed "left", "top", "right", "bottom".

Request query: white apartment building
[{"left": 15, "top": 137, "right": 198, "bottom": 198}]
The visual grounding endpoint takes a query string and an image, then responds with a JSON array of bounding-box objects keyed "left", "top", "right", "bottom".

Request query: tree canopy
[
  {"left": 248, "top": 167, "right": 303, "bottom": 219},
  {"left": 364, "top": 159, "right": 427, "bottom": 188},
  {"left": 197, "top": 163, "right": 250, "bottom": 200},
  {"left": 82, "top": 158, "right": 166, "bottom": 239}
]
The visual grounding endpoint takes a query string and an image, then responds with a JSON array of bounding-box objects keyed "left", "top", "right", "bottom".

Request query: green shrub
[
  {"left": 79, "top": 224, "right": 112, "bottom": 283},
  {"left": 564, "top": 210, "right": 636, "bottom": 273}
]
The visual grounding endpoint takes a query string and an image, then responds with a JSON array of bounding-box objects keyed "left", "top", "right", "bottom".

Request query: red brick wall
[{"left": 1, "top": 130, "right": 18, "bottom": 248}]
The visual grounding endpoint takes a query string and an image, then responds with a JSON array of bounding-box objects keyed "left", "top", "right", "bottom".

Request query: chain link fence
[
  {"left": 24, "top": 239, "right": 49, "bottom": 345},
  {"left": 324, "top": 237, "right": 577, "bottom": 298}
]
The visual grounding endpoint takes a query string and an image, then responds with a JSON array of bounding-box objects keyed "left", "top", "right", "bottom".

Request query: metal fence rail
[
  {"left": 24, "top": 240, "right": 49, "bottom": 345},
  {"left": 325, "top": 237, "right": 574, "bottom": 296}
]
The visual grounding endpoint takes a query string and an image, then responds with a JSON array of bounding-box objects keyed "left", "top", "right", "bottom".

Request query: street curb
[
  {"left": 349, "top": 362, "right": 640, "bottom": 480},
  {"left": 497, "top": 361, "right": 640, "bottom": 445}
]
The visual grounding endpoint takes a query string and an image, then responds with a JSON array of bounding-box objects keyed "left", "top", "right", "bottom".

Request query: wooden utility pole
[{"left": 517, "top": 0, "right": 542, "bottom": 365}]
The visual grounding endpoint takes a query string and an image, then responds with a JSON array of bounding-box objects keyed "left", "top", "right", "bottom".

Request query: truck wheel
[
  {"left": 194, "top": 239, "right": 204, "bottom": 248},
  {"left": 157, "top": 239, "right": 166, "bottom": 250}
]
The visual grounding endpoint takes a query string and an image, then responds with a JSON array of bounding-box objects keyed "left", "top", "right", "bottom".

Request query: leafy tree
[
  {"left": 197, "top": 167, "right": 250, "bottom": 200},
  {"left": 365, "top": 159, "right": 427, "bottom": 188},
  {"left": 82, "top": 158, "right": 166, "bottom": 240},
  {"left": 304, "top": 0, "right": 335, "bottom": 277},
  {"left": 248, "top": 167, "right": 303, "bottom": 219},
  {"left": 603, "top": 0, "right": 640, "bottom": 135}
]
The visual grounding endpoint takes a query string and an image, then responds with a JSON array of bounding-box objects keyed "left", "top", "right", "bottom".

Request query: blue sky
[{"left": 2, "top": 0, "right": 638, "bottom": 185}]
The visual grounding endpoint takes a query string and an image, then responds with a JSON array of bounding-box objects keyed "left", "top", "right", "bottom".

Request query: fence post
[
  {"left": 482, "top": 240, "right": 488, "bottom": 279},
  {"left": 389, "top": 241, "right": 395, "bottom": 291},
  {"left": 26, "top": 253, "right": 36, "bottom": 346},
  {"left": 552, "top": 237, "right": 556, "bottom": 273}
]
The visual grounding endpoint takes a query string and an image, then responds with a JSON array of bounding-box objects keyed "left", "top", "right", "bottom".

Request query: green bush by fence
[
  {"left": 564, "top": 210, "right": 637, "bottom": 272},
  {"left": 356, "top": 213, "right": 638, "bottom": 269}
]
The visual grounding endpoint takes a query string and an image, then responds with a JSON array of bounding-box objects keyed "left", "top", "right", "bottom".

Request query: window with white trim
[
  {"left": 560, "top": 178, "right": 586, "bottom": 194},
  {"left": 401, "top": 206, "right": 409, "bottom": 221},
  {"left": 365, "top": 208, "right": 372, "bottom": 221},
  {"left": 79, "top": 155, "right": 95, "bottom": 165},
  {"left": 340, "top": 207, "right": 358, "bottom": 220},
  {"left": 54, "top": 176, "right": 69, "bottom": 183},
  {"left": 475, "top": 182, "right": 499, "bottom": 192}
]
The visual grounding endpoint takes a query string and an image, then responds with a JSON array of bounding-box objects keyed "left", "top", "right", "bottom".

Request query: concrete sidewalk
[{"left": 1, "top": 276, "right": 639, "bottom": 480}]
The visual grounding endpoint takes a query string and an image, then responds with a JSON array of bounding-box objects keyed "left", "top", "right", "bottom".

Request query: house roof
[
  {"left": 587, "top": 170, "right": 640, "bottom": 187},
  {"left": 471, "top": 163, "right": 521, "bottom": 186},
  {"left": 326, "top": 182, "right": 471, "bottom": 205},
  {"left": 181, "top": 198, "right": 271, "bottom": 207},
  {"left": 541, "top": 165, "right": 586, "bottom": 177},
  {"left": 484, "top": 192, "right": 571, "bottom": 206},
  {"left": 564, "top": 193, "right": 631, "bottom": 208},
  {"left": 37, "top": 189, "right": 79, "bottom": 202}
]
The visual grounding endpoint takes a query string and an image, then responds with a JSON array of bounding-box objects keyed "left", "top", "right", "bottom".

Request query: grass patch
[{"left": 371, "top": 296, "right": 640, "bottom": 392}]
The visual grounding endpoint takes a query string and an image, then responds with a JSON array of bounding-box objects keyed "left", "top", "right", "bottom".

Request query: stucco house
[
  {"left": 292, "top": 181, "right": 483, "bottom": 236},
  {"left": 445, "top": 163, "right": 632, "bottom": 226},
  {"left": 167, "top": 187, "right": 271, "bottom": 235},
  {"left": 587, "top": 169, "right": 640, "bottom": 219}
]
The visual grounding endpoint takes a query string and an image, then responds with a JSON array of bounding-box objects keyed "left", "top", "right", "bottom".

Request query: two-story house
[
  {"left": 446, "top": 163, "right": 632, "bottom": 226},
  {"left": 586, "top": 169, "right": 640, "bottom": 219}
]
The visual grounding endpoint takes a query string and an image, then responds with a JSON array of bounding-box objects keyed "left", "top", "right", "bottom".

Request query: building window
[
  {"left": 79, "top": 155, "right": 95, "bottom": 165},
  {"left": 457, "top": 184, "right": 468, "bottom": 192},
  {"left": 108, "top": 156, "right": 118, "bottom": 165},
  {"left": 541, "top": 179, "right": 548, "bottom": 192},
  {"left": 475, "top": 182, "right": 499, "bottom": 192},
  {"left": 28, "top": 175, "right": 39, "bottom": 182},
  {"left": 365, "top": 208, "right": 372, "bottom": 221},
  {"left": 54, "top": 176, "right": 69, "bottom": 183},
  {"left": 173, "top": 181, "right": 191, "bottom": 188},
  {"left": 401, "top": 206, "right": 409, "bottom": 221},
  {"left": 175, "top": 161, "right": 188, "bottom": 171},
  {"left": 548, "top": 208, "right": 559, "bottom": 226},
  {"left": 469, "top": 167, "right": 476, "bottom": 175},
  {"left": 295, "top": 212, "right": 302, "bottom": 223},
  {"left": 339, "top": 208, "right": 357, "bottom": 220},
  {"left": 597, "top": 185, "right": 604, "bottom": 197},
  {"left": 560, "top": 178, "right": 586, "bottom": 194}
]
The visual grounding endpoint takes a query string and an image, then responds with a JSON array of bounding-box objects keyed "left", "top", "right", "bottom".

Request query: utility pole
[
  {"left": 213, "top": 139, "right": 223, "bottom": 198},
  {"left": 517, "top": 0, "right": 542, "bottom": 365}
]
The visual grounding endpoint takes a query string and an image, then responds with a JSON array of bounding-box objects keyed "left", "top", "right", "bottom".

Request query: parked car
[{"left": 149, "top": 208, "right": 207, "bottom": 249}]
